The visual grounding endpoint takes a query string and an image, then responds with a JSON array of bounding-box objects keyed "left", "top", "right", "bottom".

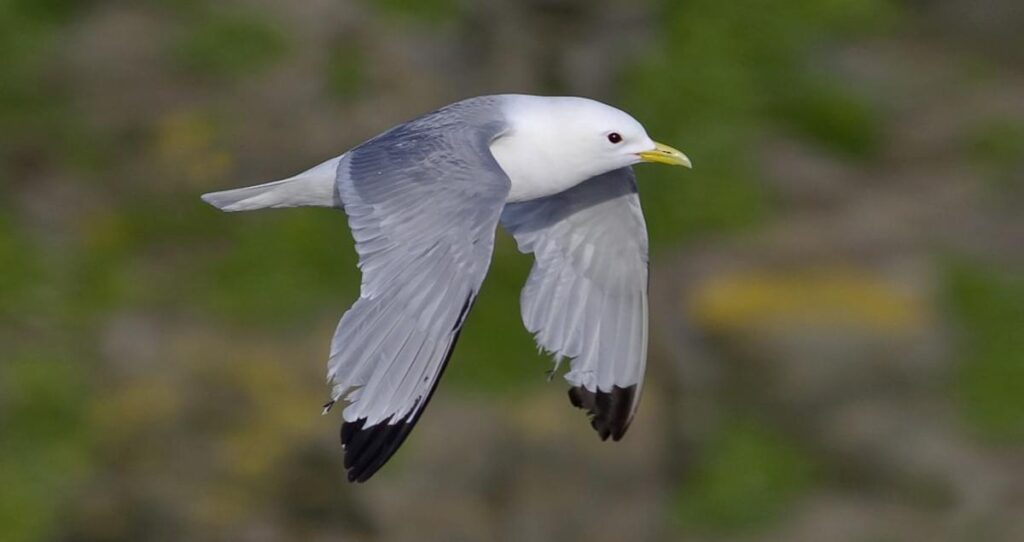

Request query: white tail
[{"left": 201, "top": 156, "right": 342, "bottom": 212}]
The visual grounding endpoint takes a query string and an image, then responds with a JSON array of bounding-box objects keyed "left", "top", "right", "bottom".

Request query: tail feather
[{"left": 201, "top": 156, "right": 342, "bottom": 212}]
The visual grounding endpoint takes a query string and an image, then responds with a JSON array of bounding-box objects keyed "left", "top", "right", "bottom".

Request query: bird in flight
[{"left": 202, "top": 95, "right": 691, "bottom": 482}]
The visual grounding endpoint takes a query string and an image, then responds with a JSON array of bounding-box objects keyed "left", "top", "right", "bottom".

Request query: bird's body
[{"left": 202, "top": 94, "right": 690, "bottom": 482}]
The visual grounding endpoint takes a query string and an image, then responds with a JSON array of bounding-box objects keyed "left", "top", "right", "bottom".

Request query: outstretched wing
[
  {"left": 327, "top": 102, "right": 509, "bottom": 482},
  {"left": 501, "top": 167, "right": 649, "bottom": 441}
]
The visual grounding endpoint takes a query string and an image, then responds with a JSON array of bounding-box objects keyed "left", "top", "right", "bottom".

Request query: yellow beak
[{"left": 637, "top": 141, "right": 692, "bottom": 168}]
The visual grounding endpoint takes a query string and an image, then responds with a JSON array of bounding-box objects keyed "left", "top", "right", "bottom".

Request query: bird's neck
[{"left": 491, "top": 135, "right": 594, "bottom": 203}]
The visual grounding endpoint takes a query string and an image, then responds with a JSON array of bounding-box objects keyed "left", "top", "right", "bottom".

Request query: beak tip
[{"left": 639, "top": 141, "right": 692, "bottom": 168}]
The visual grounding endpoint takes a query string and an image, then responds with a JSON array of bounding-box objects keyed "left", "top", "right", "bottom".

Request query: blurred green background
[{"left": 1, "top": 0, "right": 1022, "bottom": 540}]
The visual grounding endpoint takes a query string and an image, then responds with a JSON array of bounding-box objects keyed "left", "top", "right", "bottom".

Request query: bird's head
[{"left": 493, "top": 95, "right": 691, "bottom": 201}]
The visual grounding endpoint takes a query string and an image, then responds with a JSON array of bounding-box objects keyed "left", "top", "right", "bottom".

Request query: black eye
[{"left": 607, "top": 132, "right": 623, "bottom": 144}]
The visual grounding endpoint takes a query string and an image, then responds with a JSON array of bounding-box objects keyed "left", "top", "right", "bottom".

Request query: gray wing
[
  {"left": 501, "top": 167, "right": 649, "bottom": 441},
  {"left": 327, "top": 103, "right": 509, "bottom": 482}
]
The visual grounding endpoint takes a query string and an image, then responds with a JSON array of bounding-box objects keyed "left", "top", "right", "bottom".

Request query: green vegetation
[
  {"left": 170, "top": 11, "right": 289, "bottom": 79},
  {"left": 774, "top": 81, "right": 883, "bottom": 159},
  {"left": 967, "top": 119, "right": 1024, "bottom": 196},
  {"left": 0, "top": 219, "right": 40, "bottom": 319},
  {"left": 0, "top": 1, "right": 77, "bottom": 171},
  {"left": 200, "top": 212, "right": 360, "bottom": 325},
  {"left": 0, "top": 354, "right": 91, "bottom": 542},
  {"left": 373, "top": 0, "right": 461, "bottom": 25},
  {"left": 4, "top": 0, "right": 89, "bottom": 24},
  {"left": 674, "top": 420, "right": 816, "bottom": 532},
  {"left": 326, "top": 44, "right": 367, "bottom": 100},
  {"left": 945, "top": 260, "right": 1024, "bottom": 443},
  {"left": 969, "top": 119, "right": 1024, "bottom": 171},
  {"left": 625, "top": 0, "right": 893, "bottom": 243},
  {"left": 443, "top": 236, "right": 542, "bottom": 393}
]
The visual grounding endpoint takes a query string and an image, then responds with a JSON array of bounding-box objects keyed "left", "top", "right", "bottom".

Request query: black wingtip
[
  {"left": 568, "top": 385, "right": 637, "bottom": 441},
  {"left": 338, "top": 292, "right": 477, "bottom": 483},
  {"left": 340, "top": 415, "right": 418, "bottom": 483}
]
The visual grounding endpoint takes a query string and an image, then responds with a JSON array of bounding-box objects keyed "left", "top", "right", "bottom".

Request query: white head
[{"left": 491, "top": 95, "right": 690, "bottom": 202}]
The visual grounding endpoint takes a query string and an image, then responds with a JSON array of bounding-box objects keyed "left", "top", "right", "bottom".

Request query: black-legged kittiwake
[{"left": 201, "top": 94, "right": 691, "bottom": 482}]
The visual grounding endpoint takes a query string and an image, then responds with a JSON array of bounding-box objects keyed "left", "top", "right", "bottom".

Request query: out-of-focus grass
[
  {"left": 967, "top": 119, "right": 1024, "bottom": 197},
  {"left": 944, "top": 260, "right": 1024, "bottom": 443},
  {"left": 0, "top": 354, "right": 91, "bottom": 542},
  {"left": 674, "top": 420, "right": 816, "bottom": 532},
  {"left": 442, "top": 235, "right": 545, "bottom": 393},
  {"left": 0, "top": 218, "right": 42, "bottom": 319},
  {"left": 170, "top": 10, "right": 289, "bottom": 79},
  {"left": 0, "top": 1, "right": 83, "bottom": 170},
  {"left": 154, "top": 111, "right": 234, "bottom": 185},
  {"left": 625, "top": 0, "right": 893, "bottom": 244},
  {"left": 3, "top": 0, "right": 90, "bottom": 24},
  {"left": 968, "top": 119, "right": 1024, "bottom": 172},
  {"left": 326, "top": 43, "right": 367, "bottom": 100},
  {"left": 373, "top": 0, "right": 461, "bottom": 25},
  {"left": 773, "top": 80, "right": 883, "bottom": 159},
  {"left": 200, "top": 212, "right": 360, "bottom": 326}
]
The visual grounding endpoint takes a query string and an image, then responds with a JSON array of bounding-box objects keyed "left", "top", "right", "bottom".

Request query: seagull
[{"left": 202, "top": 95, "right": 691, "bottom": 482}]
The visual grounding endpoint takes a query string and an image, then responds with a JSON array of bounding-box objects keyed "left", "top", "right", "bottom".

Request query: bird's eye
[{"left": 607, "top": 132, "right": 623, "bottom": 144}]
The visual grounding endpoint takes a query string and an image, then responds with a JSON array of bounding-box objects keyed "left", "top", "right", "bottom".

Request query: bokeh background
[{"left": 2, "top": 0, "right": 1023, "bottom": 540}]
